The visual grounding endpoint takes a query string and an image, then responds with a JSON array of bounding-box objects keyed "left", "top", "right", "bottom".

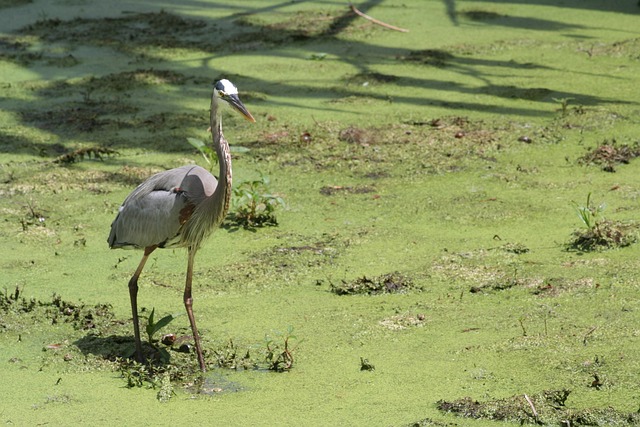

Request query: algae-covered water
[{"left": 1, "top": 0, "right": 640, "bottom": 425}]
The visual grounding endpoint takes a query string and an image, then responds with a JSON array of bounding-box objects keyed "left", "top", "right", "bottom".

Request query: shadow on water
[
  {"left": 74, "top": 333, "right": 138, "bottom": 360},
  {"left": 0, "top": 0, "right": 638, "bottom": 157},
  {"left": 443, "top": 0, "right": 640, "bottom": 25},
  {"left": 74, "top": 333, "right": 246, "bottom": 394}
]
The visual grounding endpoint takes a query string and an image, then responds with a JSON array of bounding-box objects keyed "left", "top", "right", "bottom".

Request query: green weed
[
  {"left": 118, "top": 358, "right": 151, "bottom": 388},
  {"left": 19, "top": 200, "right": 47, "bottom": 231},
  {"left": 567, "top": 193, "right": 637, "bottom": 251},
  {"left": 552, "top": 97, "right": 574, "bottom": 116},
  {"left": 145, "top": 308, "right": 179, "bottom": 344},
  {"left": 226, "top": 175, "right": 285, "bottom": 229},
  {"left": 52, "top": 146, "right": 118, "bottom": 164},
  {"left": 116, "top": 355, "right": 186, "bottom": 402},
  {"left": 145, "top": 308, "right": 180, "bottom": 364},
  {"left": 213, "top": 339, "right": 255, "bottom": 370},
  {"left": 0, "top": 286, "right": 35, "bottom": 312},
  {"left": 573, "top": 192, "right": 605, "bottom": 232},
  {"left": 265, "top": 326, "right": 302, "bottom": 372}
]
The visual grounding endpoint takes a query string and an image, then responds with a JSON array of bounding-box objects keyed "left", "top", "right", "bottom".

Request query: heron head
[{"left": 214, "top": 79, "right": 256, "bottom": 123}]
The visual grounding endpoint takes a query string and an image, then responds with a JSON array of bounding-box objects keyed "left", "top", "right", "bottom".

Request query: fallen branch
[
  {"left": 524, "top": 394, "right": 538, "bottom": 421},
  {"left": 349, "top": 3, "right": 409, "bottom": 32}
]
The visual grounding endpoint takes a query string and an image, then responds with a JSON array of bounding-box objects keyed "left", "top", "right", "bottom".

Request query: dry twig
[
  {"left": 349, "top": 3, "right": 409, "bottom": 32},
  {"left": 524, "top": 394, "right": 538, "bottom": 421}
]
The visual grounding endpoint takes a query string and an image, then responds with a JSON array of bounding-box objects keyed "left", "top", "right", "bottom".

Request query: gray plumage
[
  {"left": 108, "top": 164, "right": 221, "bottom": 250},
  {"left": 108, "top": 79, "right": 255, "bottom": 371}
]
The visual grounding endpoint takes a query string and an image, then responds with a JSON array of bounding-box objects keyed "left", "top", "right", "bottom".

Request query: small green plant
[
  {"left": 146, "top": 308, "right": 179, "bottom": 344},
  {"left": 118, "top": 358, "right": 150, "bottom": 388},
  {"left": 213, "top": 339, "right": 255, "bottom": 370},
  {"left": 228, "top": 175, "right": 285, "bottom": 229},
  {"left": 19, "top": 200, "right": 47, "bottom": 231},
  {"left": 265, "top": 326, "right": 302, "bottom": 372},
  {"left": 567, "top": 193, "right": 637, "bottom": 251},
  {"left": 145, "top": 308, "right": 180, "bottom": 363},
  {"left": 552, "top": 97, "right": 574, "bottom": 116},
  {"left": 573, "top": 192, "right": 605, "bottom": 232},
  {"left": 116, "top": 358, "right": 177, "bottom": 402},
  {"left": 308, "top": 52, "right": 327, "bottom": 60}
]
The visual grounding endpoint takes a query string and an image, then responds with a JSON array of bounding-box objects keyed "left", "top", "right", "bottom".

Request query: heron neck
[{"left": 209, "top": 95, "right": 232, "bottom": 221}]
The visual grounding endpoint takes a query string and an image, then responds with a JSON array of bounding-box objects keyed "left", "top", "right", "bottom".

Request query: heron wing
[{"left": 108, "top": 166, "right": 214, "bottom": 249}]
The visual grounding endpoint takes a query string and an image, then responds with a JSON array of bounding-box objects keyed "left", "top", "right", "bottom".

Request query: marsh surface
[{"left": 1, "top": 0, "right": 640, "bottom": 425}]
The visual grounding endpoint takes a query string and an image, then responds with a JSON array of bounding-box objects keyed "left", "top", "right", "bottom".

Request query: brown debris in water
[
  {"left": 577, "top": 139, "right": 640, "bottom": 172},
  {"left": 436, "top": 389, "right": 640, "bottom": 425},
  {"left": 331, "top": 271, "right": 417, "bottom": 295},
  {"left": 53, "top": 146, "right": 119, "bottom": 164}
]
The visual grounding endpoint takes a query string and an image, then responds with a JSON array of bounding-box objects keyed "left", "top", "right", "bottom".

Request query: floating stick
[{"left": 350, "top": 3, "right": 409, "bottom": 32}]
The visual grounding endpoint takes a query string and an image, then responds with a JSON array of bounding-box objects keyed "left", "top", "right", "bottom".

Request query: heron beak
[{"left": 226, "top": 94, "right": 256, "bottom": 123}]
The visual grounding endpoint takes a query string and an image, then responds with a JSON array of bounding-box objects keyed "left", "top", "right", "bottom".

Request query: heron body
[
  {"left": 108, "top": 79, "right": 254, "bottom": 371},
  {"left": 108, "top": 164, "right": 225, "bottom": 250}
]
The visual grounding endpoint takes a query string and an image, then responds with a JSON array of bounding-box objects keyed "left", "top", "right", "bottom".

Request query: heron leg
[
  {"left": 128, "top": 245, "right": 156, "bottom": 363},
  {"left": 184, "top": 247, "right": 206, "bottom": 372}
]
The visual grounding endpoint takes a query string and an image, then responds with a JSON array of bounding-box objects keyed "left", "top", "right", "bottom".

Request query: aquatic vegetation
[
  {"left": 264, "top": 326, "right": 301, "bottom": 372},
  {"left": 2, "top": 0, "right": 640, "bottom": 425},
  {"left": 436, "top": 389, "right": 640, "bottom": 425},
  {"left": 359, "top": 357, "right": 375, "bottom": 371},
  {"left": 226, "top": 175, "right": 285, "bottom": 229},
  {"left": 53, "top": 146, "right": 119, "bottom": 164},
  {"left": 330, "top": 271, "right": 417, "bottom": 295},
  {"left": 567, "top": 193, "right": 638, "bottom": 251},
  {"left": 577, "top": 140, "right": 640, "bottom": 172}
]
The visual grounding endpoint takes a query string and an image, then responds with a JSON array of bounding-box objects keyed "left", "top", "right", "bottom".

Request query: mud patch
[
  {"left": 245, "top": 118, "right": 509, "bottom": 176},
  {"left": 201, "top": 233, "right": 346, "bottom": 291},
  {"left": 433, "top": 249, "right": 532, "bottom": 294},
  {"left": 53, "top": 146, "right": 119, "bottom": 164},
  {"left": 531, "top": 277, "right": 596, "bottom": 297},
  {"left": 405, "top": 419, "right": 455, "bottom": 427},
  {"left": 319, "top": 184, "right": 376, "bottom": 196},
  {"left": 344, "top": 72, "right": 398, "bottom": 86},
  {"left": 19, "top": 11, "right": 209, "bottom": 54},
  {"left": 577, "top": 37, "right": 640, "bottom": 59},
  {"left": 235, "top": 10, "right": 344, "bottom": 42},
  {"left": 330, "top": 271, "right": 418, "bottom": 295},
  {"left": 436, "top": 389, "right": 640, "bottom": 425},
  {"left": 20, "top": 99, "right": 137, "bottom": 133},
  {"left": 577, "top": 140, "right": 640, "bottom": 172},
  {"left": 338, "top": 126, "right": 378, "bottom": 146},
  {"left": 567, "top": 220, "right": 638, "bottom": 252},
  {"left": 1, "top": 287, "right": 115, "bottom": 332},
  {"left": 379, "top": 312, "right": 426, "bottom": 330},
  {"left": 0, "top": 35, "right": 45, "bottom": 65},
  {"left": 43, "top": 69, "right": 193, "bottom": 95}
]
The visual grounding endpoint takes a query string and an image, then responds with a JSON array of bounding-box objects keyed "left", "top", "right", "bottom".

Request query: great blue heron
[{"left": 108, "top": 79, "right": 255, "bottom": 371}]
